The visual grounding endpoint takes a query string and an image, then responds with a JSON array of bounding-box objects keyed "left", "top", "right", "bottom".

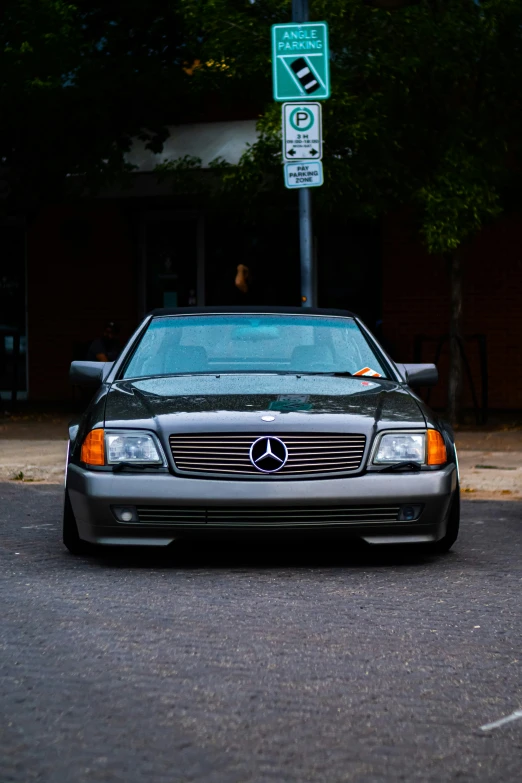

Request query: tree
[
  {"left": 178, "top": 0, "right": 522, "bottom": 422},
  {"left": 3, "top": 0, "right": 522, "bottom": 420},
  {"left": 0, "top": 1, "right": 194, "bottom": 206}
]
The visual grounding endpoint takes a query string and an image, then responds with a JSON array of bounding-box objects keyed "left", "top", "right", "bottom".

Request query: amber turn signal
[
  {"left": 81, "top": 429, "right": 105, "bottom": 466},
  {"left": 427, "top": 429, "right": 447, "bottom": 465}
]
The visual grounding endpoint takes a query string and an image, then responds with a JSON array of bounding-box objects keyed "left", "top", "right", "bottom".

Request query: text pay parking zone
[
  {"left": 272, "top": 23, "right": 330, "bottom": 101},
  {"left": 283, "top": 103, "right": 322, "bottom": 161},
  {"left": 284, "top": 161, "right": 324, "bottom": 189}
]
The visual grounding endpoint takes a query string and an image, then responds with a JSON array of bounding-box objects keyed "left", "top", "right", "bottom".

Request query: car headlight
[
  {"left": 106, "top": 431, "right": 164, "bottom": 464},
  {"left": 80, "top": 428, "right": 166, "bottom": 466},
  {"left": 373, "top": 432, "right": 426, "bottom": 464},
  {"left": 372, "top": 430, "right": 447, "bottom": 466}
]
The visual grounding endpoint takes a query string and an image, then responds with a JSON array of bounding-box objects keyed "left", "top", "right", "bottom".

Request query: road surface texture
[{"left": 1, "top": 483, "right": 521, "bottom": 783}]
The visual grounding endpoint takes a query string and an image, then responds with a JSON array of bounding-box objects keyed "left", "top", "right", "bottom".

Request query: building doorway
[
  {"left": 0, "top": 221, "right": 27, "bottom": 400},
  {"left": 205, "top": 214, "right": 301, "bottom": 306},
  {"left": 139, "top": 211, "right": 381, "bottom": 321},
  {"left": 141, "top": 212, "right": 204, "bottom": 314},
  {"left": 317, "top": 218, "right": 382, "bottom": 330}
]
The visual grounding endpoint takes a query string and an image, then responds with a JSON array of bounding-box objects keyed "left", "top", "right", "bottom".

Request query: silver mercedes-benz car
[{"left": 64, "top": 307, "right": 459, "bottom": 555}]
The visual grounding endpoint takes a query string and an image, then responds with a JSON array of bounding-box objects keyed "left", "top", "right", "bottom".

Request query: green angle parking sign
[{"left": 271, "top": 22, "right": 330, "bottom": 101}]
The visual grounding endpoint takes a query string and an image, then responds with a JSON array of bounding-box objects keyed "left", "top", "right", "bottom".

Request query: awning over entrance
[{"left": 126, "top": 120, "right": 259, "bottom": 171}]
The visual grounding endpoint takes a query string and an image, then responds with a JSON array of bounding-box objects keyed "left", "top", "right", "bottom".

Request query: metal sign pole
[
  {"left": 299, "top": 189, "right": 313, "bottom": 305},
  {"left": 292, "top": 0, "right": 314, "bottom": 307}
]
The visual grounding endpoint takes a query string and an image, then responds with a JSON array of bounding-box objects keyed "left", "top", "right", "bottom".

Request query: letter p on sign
[{"left": 282, "top": 102, "right": 323, "bottom": 162}]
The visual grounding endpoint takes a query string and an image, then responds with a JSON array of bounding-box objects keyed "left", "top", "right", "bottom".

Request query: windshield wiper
[
  {"left": 287, "top": 371, "right": 353, "bottom": 377},
  {"left": 378, "top": 462, "right": 422, "bottom": 473}
]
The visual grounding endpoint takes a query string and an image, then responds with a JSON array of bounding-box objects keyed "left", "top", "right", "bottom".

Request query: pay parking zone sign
[
  {"left": 284, "top": 161, "right": 323, "bottom": 189},
  {"left": 272, "top": 22, "right": 330, "bottom": 101},
  {"left": 283, "top": 103, "right": 322, "bottom": 161}
]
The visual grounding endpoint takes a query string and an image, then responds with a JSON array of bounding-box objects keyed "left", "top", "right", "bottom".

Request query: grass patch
[{"left": 11, "top": 471, "right": 35, "bottom": 482}]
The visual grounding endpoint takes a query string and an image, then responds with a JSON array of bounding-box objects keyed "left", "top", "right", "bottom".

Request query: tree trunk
[{"left": 447, "top": 250, "right": 463, "bottom": 425}]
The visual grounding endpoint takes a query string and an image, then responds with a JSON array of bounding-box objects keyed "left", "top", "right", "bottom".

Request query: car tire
[
  {"left": 63, "top": 489, "right": 95, "bottom": 556},
  {"left": 432, "top": 487, "right": 460, "bottom": 554}
]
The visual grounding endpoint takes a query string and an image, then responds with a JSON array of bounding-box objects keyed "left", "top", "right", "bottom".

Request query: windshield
[{"left": 123, "top": 315, "right": 389, "bottom": 379}]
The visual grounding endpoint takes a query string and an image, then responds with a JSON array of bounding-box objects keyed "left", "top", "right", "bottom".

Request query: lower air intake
[{"left": 135, "top": 505, "right": 402, "bottom": 527}]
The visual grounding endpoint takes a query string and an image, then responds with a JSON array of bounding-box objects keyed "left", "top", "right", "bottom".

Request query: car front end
[{"left": 66, "top": 308, "right": 458, "bottom": 551}]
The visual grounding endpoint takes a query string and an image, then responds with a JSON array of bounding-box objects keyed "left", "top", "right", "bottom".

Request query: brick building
[
  {"left": 1, "top": 121, "right": 521, "bottom": 411},
  {"left": 382, "top": 210, "right": 522, "bottom": 412}
]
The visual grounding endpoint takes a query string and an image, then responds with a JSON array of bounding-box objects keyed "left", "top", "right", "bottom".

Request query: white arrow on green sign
[{"left": 271, "top": 22, "right": 330, "bottom": 102}]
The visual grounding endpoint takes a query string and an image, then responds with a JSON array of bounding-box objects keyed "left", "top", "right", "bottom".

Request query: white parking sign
[
  {"left": 284, "top": 161, "right": 323, "bottom": 189},
  {"left": 282, "top": 102, "right": 322, "bottom": 162}
]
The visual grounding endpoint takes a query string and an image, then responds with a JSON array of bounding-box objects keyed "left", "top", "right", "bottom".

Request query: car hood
[{"left": 104, "top": 374, "right": 426, "bottom": 437}]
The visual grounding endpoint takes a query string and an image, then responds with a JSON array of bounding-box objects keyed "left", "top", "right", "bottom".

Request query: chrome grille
[
  {"left": 135, "top": 505, "right": 401, "bottom": 527},
  {"left": 169, "top": 433, "right": 366, "bottom": 477}
]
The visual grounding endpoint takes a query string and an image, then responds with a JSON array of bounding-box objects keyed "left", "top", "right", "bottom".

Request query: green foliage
[
  {"left": 3, "top": 0, "right": 522, "bottom": 253},
  {"left": 155, "top": 155, "right": 205, "bottom": 195},
  {"left": 177, "top": 0, "right": 522, "bottom": 249},
  {"left": 177, "top": 0, "right": 289, "bottom": 97},
  {"left": 0, "top": 1, "right": 194, "bottom": 203},
  {"left": 417, "top": 149, "right": 502, "bottom": 254}
]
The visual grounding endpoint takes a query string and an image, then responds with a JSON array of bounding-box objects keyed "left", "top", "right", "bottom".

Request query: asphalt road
[{"left": 1, "top": 484, "right": 521, "bottom": 783}]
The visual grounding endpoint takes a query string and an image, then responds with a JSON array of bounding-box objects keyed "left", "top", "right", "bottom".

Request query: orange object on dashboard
[
  {"left": 353, "top": 367, "right": 382, "bottom": 378},
  {"left": 81, "top": 429, "right": 105, "bottom": 466},
  {"left": 427, "top": 430, "right": 447, "bottom": 465}
]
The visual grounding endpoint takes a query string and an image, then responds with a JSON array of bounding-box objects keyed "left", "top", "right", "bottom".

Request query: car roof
[{"left": 149, "top": 306, "right": 358, "bottom": 318}]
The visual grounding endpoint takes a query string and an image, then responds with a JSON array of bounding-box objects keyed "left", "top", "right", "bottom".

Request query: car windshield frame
[{"left": 119, "top": 313, "right": 395, "bottom": 381}]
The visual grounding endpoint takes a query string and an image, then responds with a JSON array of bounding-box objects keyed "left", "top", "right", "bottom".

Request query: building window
[{"left": 0, "top": 222, "right": 27, "bottom": 399}]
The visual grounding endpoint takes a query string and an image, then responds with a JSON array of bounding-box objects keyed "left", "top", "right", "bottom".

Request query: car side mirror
[
  {"left": 398, "top": 363, "right": 438, "bottom": 387},
  {"left": 70, "top": 361, "right": 113, "bottom": 389}
]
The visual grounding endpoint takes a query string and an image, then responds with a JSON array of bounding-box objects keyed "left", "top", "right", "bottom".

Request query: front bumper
[{"left": 67, "top": 463, "right": 458, "bottom": 547}]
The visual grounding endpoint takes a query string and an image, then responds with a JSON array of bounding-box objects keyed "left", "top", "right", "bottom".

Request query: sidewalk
[
  {"left": 454, "top": 426, "right": 522, "bottom": 500},
  {"left": 0, "top": 413, "right": 69, "bottom": 483},
  {"left": 457, "top": 450, "right": 521, "bottom": 500},
  {"left": 0, "top": 413, "right": 520, "bottom": 498}
]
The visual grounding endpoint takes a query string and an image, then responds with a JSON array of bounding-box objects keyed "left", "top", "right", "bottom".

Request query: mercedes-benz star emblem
[{"left": 249, "top": 436, "right": 288, "bottom": 474}]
